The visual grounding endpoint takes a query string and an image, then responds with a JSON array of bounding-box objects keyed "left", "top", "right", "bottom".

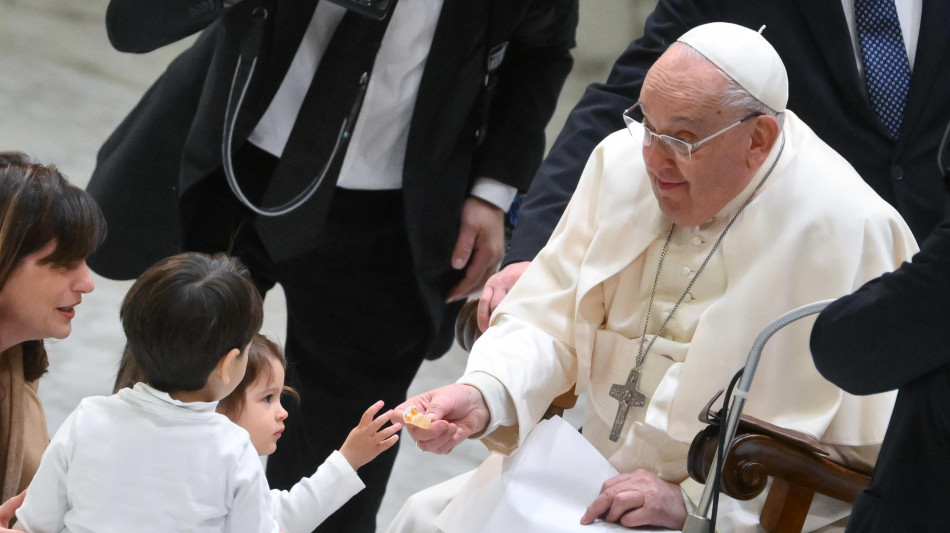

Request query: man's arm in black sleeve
[
  {"left": 811, "top": 221, "right": 950, "bottom": 395},
  {"left": 473, "top": 0, "right": 579, "bottom": 192},
  {"left": 106, "top": 0, "right": 231, "bottom": 53}
]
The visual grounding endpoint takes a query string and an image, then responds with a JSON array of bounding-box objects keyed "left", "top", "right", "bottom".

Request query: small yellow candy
[{"left": 402, "top": 406, "right": 432, "bottom": 429}]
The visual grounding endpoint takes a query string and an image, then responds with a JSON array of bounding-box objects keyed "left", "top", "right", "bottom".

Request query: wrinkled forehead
[{"left": 640, "top": 45, "right": 725, "bottom": 125}]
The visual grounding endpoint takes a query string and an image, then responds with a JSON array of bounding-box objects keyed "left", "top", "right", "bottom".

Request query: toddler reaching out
[{"left": 216, "top": 335, "right": 401, "bottom": 531}]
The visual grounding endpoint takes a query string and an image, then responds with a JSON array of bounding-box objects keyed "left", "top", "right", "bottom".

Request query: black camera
[{"left": 325, "top": 0, "right": 395, "bottom": 20}]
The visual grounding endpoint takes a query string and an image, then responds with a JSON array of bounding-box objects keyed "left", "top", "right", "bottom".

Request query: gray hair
[{"left": 676, "top": 43, "right": 786, "bottom": 129}]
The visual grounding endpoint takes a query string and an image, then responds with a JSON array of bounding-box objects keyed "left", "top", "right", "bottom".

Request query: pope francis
[{"left": 387, "top": 22, "right": 918, "bottom": 532}]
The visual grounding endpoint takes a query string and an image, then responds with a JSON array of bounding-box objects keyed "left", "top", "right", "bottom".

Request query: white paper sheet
[{"left": 435, "top": 416, "right": 680, "bottom": 533}]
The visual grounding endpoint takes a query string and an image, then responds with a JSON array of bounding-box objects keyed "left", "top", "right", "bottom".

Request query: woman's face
[{"left": 0, "top": 240, "right": 95, "bottom": 349}]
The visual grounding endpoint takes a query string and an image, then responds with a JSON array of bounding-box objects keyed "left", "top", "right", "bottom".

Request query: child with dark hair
[
  {"left": 15, "top": 252, "right": 274, "bottom": 532},
  {"left": 217, "top": 334, "right": 400, "bottom": 532}
]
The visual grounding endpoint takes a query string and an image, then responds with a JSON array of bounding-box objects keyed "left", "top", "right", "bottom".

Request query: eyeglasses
[{"left": 622, "top": 102, "right": 762, "bottom": 161}]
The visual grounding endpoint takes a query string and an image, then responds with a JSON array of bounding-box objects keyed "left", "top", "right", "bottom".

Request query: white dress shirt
[{"left": 247, "top": 0, "right": 517, "bottom": 211}]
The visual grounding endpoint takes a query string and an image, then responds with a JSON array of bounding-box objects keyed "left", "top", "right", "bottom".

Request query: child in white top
[
  {"left": 15, "top": 253, "right": 274, "bottom": 533},
  {"left": 216, "top": 334, "right": 400, "bottom": 532}
]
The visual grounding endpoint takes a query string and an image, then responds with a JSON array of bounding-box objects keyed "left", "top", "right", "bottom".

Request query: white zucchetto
[{"left": 677, "top": 22, "right": 788, "bottom": 112}]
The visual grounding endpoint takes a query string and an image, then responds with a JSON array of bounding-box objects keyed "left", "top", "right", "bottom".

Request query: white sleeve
[
  {"left": 470, "top": 177, "right": 518, "bottom": 212},
  {"left": 270, "top": 450, "right": 364, "bottom": 533},
  {"left": 223, "top": 444, "right": 275, "bottom": 533},
  {"left": 459, "top": 314, "right": 578, "bottom": 454},
  {"left": 13, "top": 407, "right": 79, "bottom": 532}
]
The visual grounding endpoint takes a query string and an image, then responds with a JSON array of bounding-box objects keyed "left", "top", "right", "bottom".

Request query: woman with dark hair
[{"left": 0, "top": 152, "right": 106, "bottom": 515}]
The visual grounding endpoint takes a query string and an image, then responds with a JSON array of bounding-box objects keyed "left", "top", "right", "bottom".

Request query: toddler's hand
[{"left": 340, "top": 400, "right": 401, "bottom": 470}]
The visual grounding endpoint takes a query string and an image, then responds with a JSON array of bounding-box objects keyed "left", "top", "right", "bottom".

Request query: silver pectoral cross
[{"left": 608, "top": 369, "right": 647, "bottom": 442}]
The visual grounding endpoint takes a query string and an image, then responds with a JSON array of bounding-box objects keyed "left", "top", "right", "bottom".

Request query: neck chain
[
  {"left": 608, "top": 132, "right": 785, "bottom": 442},
  {"left": 635, "top": 132, "right": 785, "bottom": 368}
]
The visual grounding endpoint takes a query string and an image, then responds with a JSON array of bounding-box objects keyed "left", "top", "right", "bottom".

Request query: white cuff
[
  {"left": 471, "top": 177, "right": 518, "bottom": 213},
  {"left": 457, "top": 371, "right": 517, "bottom": 437}
]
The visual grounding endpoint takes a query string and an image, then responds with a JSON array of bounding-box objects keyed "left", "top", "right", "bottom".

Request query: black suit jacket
[
  {"left": 810, "top": 220, "right": 950, "bottom": 531},
  {"left": 88, "top": 0, "right": 577, "bottom": 352},
  {"left": 506, "top": 0, "right": 950, "bottom": 263}
]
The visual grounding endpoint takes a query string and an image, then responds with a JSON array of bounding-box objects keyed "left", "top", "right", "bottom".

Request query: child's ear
[{"left": 215, "top": 348, "right": 243, "bottom": 385}]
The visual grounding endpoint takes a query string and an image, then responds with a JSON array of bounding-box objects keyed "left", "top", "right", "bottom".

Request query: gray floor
[{"left": 0, "top": 0, "right": 654, "bottom": 529}]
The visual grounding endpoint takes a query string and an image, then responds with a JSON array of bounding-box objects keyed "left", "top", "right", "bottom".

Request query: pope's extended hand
[
  {"left": 390, "top": 385, "right": 490, "bottom": 454},
  {"left": 476, "top": 260, "right": 530, "bottom": 331},
  {"left": 0, "top": 489, "right": 26, "bottom": 530},
  {"left": 579, "top": 469, "right": 687, "bottom": 530},
  {"left": 446, "top": 197, "right": 506, "bottom": 303}
]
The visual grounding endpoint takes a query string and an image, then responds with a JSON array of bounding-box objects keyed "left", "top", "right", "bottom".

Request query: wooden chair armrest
[
  {"left": 687, "top": 425, "right": 870, "bottom": 533},
  {"left": 455, "top": 298, "right": 482, "bottom": 352}
]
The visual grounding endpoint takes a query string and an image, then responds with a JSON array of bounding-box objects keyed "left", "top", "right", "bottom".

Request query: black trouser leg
[{"left": 267, "top": 188, "right": 431, "bottom": 532}]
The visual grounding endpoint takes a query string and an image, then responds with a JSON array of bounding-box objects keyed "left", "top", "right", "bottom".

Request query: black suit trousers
[{"left": 181, "top": 143, "right": 431, "bottom": 532}]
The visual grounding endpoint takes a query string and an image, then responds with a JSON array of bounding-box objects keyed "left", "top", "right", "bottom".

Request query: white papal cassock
[{"left": 389, "top": 111, "right": 918, "bottom": 532}]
